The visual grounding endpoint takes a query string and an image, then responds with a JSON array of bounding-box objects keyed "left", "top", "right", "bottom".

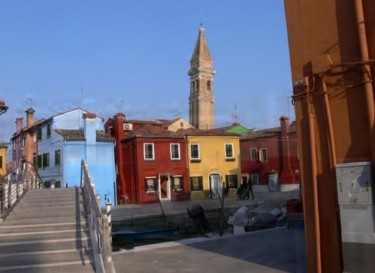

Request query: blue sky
[{"left": 0, "top": 0, "right": 293, "bottom": 142}]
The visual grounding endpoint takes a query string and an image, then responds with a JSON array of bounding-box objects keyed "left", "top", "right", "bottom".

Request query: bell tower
[{"left": 188, "top": 26, "right": 215, "bottom": 129}]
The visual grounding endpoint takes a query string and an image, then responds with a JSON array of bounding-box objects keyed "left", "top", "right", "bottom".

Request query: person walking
[{"left": 247, "top": 177, "right": 254, "bottom": 200}]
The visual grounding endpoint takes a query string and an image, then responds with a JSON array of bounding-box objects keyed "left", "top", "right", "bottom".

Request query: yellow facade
[
  {"left": 0, "top": 144, "right": 7, "bottom": 177},
  {"left": 186, "top": 134, "right": 241, "bottom": 199}
]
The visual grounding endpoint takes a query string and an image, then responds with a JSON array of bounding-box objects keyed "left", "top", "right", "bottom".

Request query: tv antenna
[{"left": 232, "top": 104, "right": 238, "bottom": 124}]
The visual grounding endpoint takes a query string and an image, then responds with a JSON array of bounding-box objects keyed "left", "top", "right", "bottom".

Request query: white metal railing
[
  {"left": 0, "top": 161, "right": 43, "bottom": 221},
  {"left": 81, "top": 160, "right": 113, "bottom": 273}
]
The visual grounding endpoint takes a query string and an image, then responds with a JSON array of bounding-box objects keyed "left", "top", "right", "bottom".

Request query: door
[
  {"left": 209, "top": 173, "right": 222, "bottom": 199},
  {"left": 159, "top": 174, "right": 171, "bottom": 201}
]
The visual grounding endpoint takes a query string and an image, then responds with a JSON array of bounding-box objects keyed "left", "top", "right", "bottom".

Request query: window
[
  {"left": 225, "top": 143, "right": 234, "bottom": 159},
  {"left": 0, "top": 155, "right": 2, "bottom": 169},
  {"left": 47, "top": 124, "right": 51, "bottom": 138},
  {"left": 145, "top": 177, "right": 158, "bottom": 193},
  {"left": 259, "top": 148, "right": 268, "bottom": 162},
  {"left": 172, "top": 176, "right": 183, "bottom": 191},
  {"left": 251, "top": 173, "right": 259, "bottom": 186},
  {"left": 207, "top": 80, "right": 211, "bottom": 91},
  {"left": 21, "top": 137, "right": 25, "bottom": 148},
  {"left": 170, "top": 143, "right": 181, "bottom": 160},
  {"left": 42, "top": 153, "right": 49, "bottom": 168},
  {"left": 195, "top": 79, "right": 199, "bottom": 91},
  {"left": 37, "top": 128, "right": 42, "bottom": 141},
  {"left": 55, "top": 149, "right": 61, "bottom": 166},
  {"left": 144, "top": 143, "right": 154, "bottom": 160},
  {"left": 37, "top": 155, "right": 42, "bottom": 169},
  {"left": 225, "top": 174, "right": 238, "bottom": 188},
  {"left": 250, "top": 148, "right": 258, "bottom": 161},
  {"left": 190, "top": 176, "right": 203, "bottom": 191},
  {"left": 190, "top": 144, "right": 200, "bottom": 160},
  {"left": 33, "top": 154, "right": 37, "bottom": 168}
]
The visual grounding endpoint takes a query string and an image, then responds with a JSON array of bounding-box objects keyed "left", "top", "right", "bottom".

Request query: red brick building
[{"left": 240, "top": 117, "right": 299, "bottom": 192}]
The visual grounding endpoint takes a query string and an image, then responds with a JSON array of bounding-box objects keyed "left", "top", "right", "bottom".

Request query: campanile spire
[{"left": 188, "top": 26, "right": 215, "bottom": 129}]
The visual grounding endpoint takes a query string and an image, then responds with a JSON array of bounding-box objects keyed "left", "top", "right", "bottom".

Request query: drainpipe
[
  {"left": 354, "top": 0, "right": 375, "bottom": 162},
  {"left": 321, "top": 76, "right": 337, "bottom": 167},
  {"left": 305, "top": 76, "right": 322, "bottom": 273}
]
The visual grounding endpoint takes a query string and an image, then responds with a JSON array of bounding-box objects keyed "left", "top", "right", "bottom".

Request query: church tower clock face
[{"left": 188, "top": 26, "right": 215, "bottom": 130}]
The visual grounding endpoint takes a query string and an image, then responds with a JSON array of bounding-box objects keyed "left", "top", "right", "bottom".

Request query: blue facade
[{"left": 36, "top": 108, "right": 116, "bottom": 206}]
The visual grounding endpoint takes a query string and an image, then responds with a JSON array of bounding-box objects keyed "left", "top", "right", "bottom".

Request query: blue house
[{"left": 35, "top": 108, "right": 116, "bottom": 206}]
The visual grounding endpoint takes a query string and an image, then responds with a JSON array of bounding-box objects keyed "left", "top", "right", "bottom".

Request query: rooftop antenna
[
  {"left": 80, "top": 85, "right": 84, "bottom": 108},
  {"left": 232, "top": 104, "right": 238, "bottom": 124}
]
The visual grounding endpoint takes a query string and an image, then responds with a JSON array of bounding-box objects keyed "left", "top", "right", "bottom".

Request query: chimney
[
  {"left": 15, "top": 118, "right": 24, "bottom": 133},
  {"left": 280, "top": 116, "right": 290, "bottom": 136},
  {"left": 25, "top": 108, "right": 35, "bottom": 127},
  {"left": 114, "top": 113, "right": 126, "bottom": 141},
  {"left": 83, "top": 112, "right": 97, "bottom": 143},
  {"left": 279, "top": 116, "right": 295, "bottom": 185}
]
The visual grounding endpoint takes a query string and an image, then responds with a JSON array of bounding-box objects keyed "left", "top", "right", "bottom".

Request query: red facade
[
  {"left": 105, "top": 114, "right": 189, "bottom": 204},
  {"left": 122, "top": 136, "right": 188, "bottom": 204},
  {"left": 240, "top": 117, "right": 300, "bottom": 190}
]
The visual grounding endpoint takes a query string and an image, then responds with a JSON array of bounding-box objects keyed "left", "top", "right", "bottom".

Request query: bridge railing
[
  {"left": 0, "top": 161, "right": 43, "bottom": 221},
  {"left": 81, "top": 160, "right": 113, "bottom": 273}
]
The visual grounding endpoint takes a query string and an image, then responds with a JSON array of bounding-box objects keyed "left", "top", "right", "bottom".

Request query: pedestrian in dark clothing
[
  {"left": 237, "top": 179, "right": 248, "bottom": 200},
  {"left": 247, "top": 177, "right": 254, "bottom": 200}
]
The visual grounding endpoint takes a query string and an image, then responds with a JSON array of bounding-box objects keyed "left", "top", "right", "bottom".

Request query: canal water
[{"left": 111, "top": 202, "right": 266, "bottom": 251}]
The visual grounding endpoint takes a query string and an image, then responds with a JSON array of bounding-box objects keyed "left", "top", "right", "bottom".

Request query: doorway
[
  {"left": 209, "top": 173, "right": 222, "bottom": 199},
  {"left": 159, "top": 174, "right": 171, "bottom": 201}
]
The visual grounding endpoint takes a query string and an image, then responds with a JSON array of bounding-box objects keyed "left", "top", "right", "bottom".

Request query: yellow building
[
  {"left": 0, "top": 143, "right": 7, "bottom": 177},
  {"left": 184, "top": 130, "right": 241, "bottom": 200}
]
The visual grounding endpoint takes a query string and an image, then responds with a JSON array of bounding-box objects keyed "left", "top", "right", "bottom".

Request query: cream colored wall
[
  {"left": 167, "top": 118, "right": 193, "bottom": 132},
  {"left": 187, "top": 135, "right": 241, "bottom": 193}
]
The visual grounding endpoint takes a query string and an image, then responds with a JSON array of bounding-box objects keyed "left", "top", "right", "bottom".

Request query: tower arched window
[{"left": 207, "top": 80, "right": 211, "bottom": 91}]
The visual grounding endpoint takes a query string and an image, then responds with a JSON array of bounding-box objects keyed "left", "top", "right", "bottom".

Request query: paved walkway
[
  {"left": 111, "top": 190, "right": 306, "bottom": 273},
  {"left": 112, "top": 227, "right": 307, "bottom": 273}
]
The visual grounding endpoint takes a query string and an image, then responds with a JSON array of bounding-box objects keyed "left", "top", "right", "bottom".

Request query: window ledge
[
  {"left": 225, "top": 158, "right": 235, "bottom": 162},
  {"left": 190, "top": 159, "right": 201, "bottom": 163}
]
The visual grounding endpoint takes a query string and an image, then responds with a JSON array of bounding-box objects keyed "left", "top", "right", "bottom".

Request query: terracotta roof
[
  {"left": 125, "top": 119, "right": 161, "bottom": 126},
  {"left": 83, "top": 112, "right": 97, "bottom": 119},
  {"left": 155, "top": 118, "right": 180, "bottom": 128},
  {"left": 96, "top": 131, "right": 115, "bottom": 142},
  {"left": 11, "top": 118, "right": 46, "bottom": 140},
  {"left": 240, "top": 122, "right": 297, "bottom": 140},
  {"left": 55, "top": 129, "right": 85, "bottom": 141},
  {"left": 54, "top": 129, "right": 114, "bottom": 142},
  {"left": 123, "top": 124, "right": 184, "bottom": 140},
  {"left": 176, "top": 127, "right": 239, "bottom": 137}
]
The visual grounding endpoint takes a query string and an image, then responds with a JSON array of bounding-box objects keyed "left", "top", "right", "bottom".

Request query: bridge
[{"left": 0, "top": 161, "right": 114, "bottom": 273}]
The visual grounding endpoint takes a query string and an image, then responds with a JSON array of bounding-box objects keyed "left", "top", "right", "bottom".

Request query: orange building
[{"left": 285, "top": 0, "right": 375, "bottom": 272}]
